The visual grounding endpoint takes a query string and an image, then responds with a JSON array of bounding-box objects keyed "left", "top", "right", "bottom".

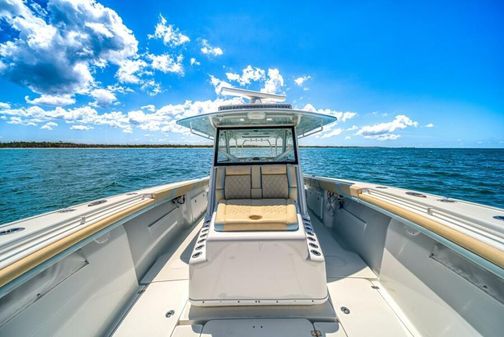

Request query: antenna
[{"left": 220, "top": 86, "right": 286, "bottom": 103}]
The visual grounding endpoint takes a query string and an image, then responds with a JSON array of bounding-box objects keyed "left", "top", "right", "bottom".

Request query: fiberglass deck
[{"left": 111, "top": 214, "right": 415, "bottom": 337}]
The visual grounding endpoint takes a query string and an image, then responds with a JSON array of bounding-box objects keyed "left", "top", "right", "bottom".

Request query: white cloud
[
  {"left": 346, "top": 125, "right": 358, "bottom": 131},
  {"left": 357, "top": 115, "right": 418, "bottom": 140},
  {"left": 190, "top": 57, "right": 200, "bottom": 66},
  {"left": 294, "top": 75, "right": 311, "bottom": 87},
  {"left": 0, "top": 0, "right": 138, "bottom": 95},
  {"left": 90, "top": 88, "right": 117, "bottom": 106},
  {"left": 71, "top": 124, "right": 93, "bottom": 131},
  {"left": 25, "top": 94, "right": 75, "bottom": 106},
  {"left": 209, "top": 75, "right": 232, "bottom": 95},
  {"left": 148, "top": 15, "right": 190, "bottom": 46},
  {"left": 200, "top": 39, "right": 223, "bottom": 56},
  {"left": 345, "top": 136, "right": 351, "bottom": 140},
  {"left": 0, "top": 102, "right": 11, "bottom": 109},
  {"left": 303, "top": 104, "right": 357, "bottom": 122},
  {"left": 141, "top": 80, "right": 162, "bottom": 96},
  {"left": 261, "top": 68, "right": 284, "bottom": 94},
  {"left": 320, "top": 126, "right": 343, "bottom": 138},
  {"left": 141, "top": 104, "right": 156, "bottom": 112},
  {"left": 116, "top": 59, "right": 147, "bottom": 84},
  {"left": 226, "top": 65, "right": 266, "bottom": 86},
  {"left": 41, "top": 121, "right": 58, "bottom": 130},
  {"left": 148, "top": 53, "right": 184, "bottom": 75},
  {"left": 425, "top": 123, "right": 435, "bottom": 128}
]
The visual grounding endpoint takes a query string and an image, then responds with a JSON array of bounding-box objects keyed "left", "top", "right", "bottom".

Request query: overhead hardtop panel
[{"left": 177, "top": 108, "right": 337, "bottom": 139}]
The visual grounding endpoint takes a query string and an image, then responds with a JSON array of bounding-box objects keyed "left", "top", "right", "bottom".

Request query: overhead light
[{"left": 247, "top": 111, "right": 266, "bottom": 120}]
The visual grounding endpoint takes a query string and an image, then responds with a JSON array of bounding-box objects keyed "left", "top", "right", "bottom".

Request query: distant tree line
[
  {"left": 0, "top": 141, "right": 398, "bottom": 149},
  {"left": 0, "top": 141, "right": 213, "bottom": 148}
]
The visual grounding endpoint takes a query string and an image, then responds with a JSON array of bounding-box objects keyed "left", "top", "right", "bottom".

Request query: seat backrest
[
  {"left": 261, "top": 165, "right": 289, "bottom": 199},
  {"left": 214, "top": 164, "right": 298, "bottom": 202}
]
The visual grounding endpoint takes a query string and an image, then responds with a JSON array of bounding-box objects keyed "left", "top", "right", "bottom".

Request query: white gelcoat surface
[{"left": 200, "top": 319, "right": 314, "bottom": 337}]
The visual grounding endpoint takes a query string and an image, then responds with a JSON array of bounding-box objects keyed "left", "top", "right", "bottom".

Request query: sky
[{"left": 0, "top": 0, "right": 502, "bottom": 147}]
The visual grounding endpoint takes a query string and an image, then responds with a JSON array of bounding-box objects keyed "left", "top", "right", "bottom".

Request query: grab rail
[
  {"left": 0, "top": 177, "right": 210, "bottom": 290},
  {"left": 0, "top": 198, "right": 154, "bottom": 288},
  {"left": 358, "top": 192, "right": 504, "bottom": 269},
  {"left": 304, "top": 176, "right": 504, "bottom": 272}
]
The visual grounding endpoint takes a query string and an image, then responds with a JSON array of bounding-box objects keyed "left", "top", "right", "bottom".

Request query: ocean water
[{"left": 0, "top": 148, "right": 503, "bottom": 224}]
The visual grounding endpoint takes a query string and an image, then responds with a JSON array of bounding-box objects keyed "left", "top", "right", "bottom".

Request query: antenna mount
[{"left": 220, "top": 87, "right": 286, "bottom": 103}]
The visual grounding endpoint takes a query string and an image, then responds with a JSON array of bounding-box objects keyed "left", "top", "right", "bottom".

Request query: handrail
[
  {"left": 0, "top": 178, "right": 210, "bottom": 289},
  {"left": 358, "top": 192, "right": 504, "bottom": 269},
  {"left": 0, "top": 198, "right": 154, "bottom": 288},
  {"left": 304, "top": 176, "right": 504, "bottom": 271},
  {"left": 151, "top": 178, "right": 209, "bottom": 201}
]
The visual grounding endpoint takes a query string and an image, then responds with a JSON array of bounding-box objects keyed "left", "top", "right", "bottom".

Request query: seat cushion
[{"left": 215, "top": 199, "right": 298, "bottom": 231}]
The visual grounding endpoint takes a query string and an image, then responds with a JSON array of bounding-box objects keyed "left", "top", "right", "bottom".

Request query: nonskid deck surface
[{"left": 111, "top": 215, "right": 414, "bottom": 337}]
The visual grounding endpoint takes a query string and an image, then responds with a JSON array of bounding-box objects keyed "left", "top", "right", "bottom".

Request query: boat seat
[
  {"left": 215, "top": 199, "right": 298, "bottom": 231},
  {"left": 214, "top": 164, "right": 298, "bottom": 202},
  {"left": 213, "top": 164, "right": 299, "bottom": 231}
]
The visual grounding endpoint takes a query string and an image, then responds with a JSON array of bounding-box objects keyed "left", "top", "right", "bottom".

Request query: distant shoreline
[
  {"left": 0, "top": 142, "right": 501, "bottom": 149},
  {"left": 0, "top": 141, "right": 406, "bottom": 149},
  {"left": 0, "top": 142, "right": 212, "bottom": 148}
]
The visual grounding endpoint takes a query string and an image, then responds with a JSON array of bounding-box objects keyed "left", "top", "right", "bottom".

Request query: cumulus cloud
[
  {"left": 294, "top": 75, "right": 311, "bottom": 87},
  {"left": 425, "top": 123, "right": 435, "bottom": 128},
  {"left": 261, "top": 68, "right": 284, "bottom": 94},
  {"left": 190, "top": 57, "right": 200, "bottom": 66},
  {"left": 25, "top": 94, "right": 75, "bottom": 106},
  {"left": 116, "top": 59, "right": 147, "bottom": 84},
  {"left": 90, "top": 88, "right": 117, "bottom": 106},
  {"left": 41, "top": 121, "right": 58, "bottom": 130},
  {"left": 209, "top": 75, "right": 232, "bottom": 95},
  {"left": 303, "top": 104, "right": 357, "bottom": 122},
  {"left": 71, "top": 124, "right": 93, "bottom": 131},
  {"left": 147, "top": 53, "right": 184, "bottom": 75},
  {"left": 0, "top": 0, "right": 138, "bottom": 95},
  {"left": 320, "top": 126, "right": 343, "bottom": 138},
  {"left": 0, "top": 96, "right": 244, "bottom": 135},
  {"left": 141, "top": 79, "right": 162, "bottom": 96},
  {"left": 148, "top": 15, "right": 190, "bottom": 47},
  {"left": 141, "top": 104, "right": 156, "bottom": 112},
  {"left": 226, "top": 65, "right": 265, "bottom": 86},
  {"left": 0, "top": 104, "right": 131, "bottom": 132},
  {"left": 0, "top": 102, "right": 11, "bottom": 109},
  {"left": 357, "top": 114, "right": 418, "bottom": 140},
  {"left": 200, "top": 39, "right": 223, "bottom": 56}
]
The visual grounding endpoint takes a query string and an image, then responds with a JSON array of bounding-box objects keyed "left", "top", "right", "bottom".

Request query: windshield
[{"left": 215, "top": 127, "right": 297, "bottom": 165}]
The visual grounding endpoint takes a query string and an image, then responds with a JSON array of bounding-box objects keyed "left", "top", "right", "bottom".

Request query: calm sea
[{"left": 1, "top": 148, "right": 503, "bottom": 224}]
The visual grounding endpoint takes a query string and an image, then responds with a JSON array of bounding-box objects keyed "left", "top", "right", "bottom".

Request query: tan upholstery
[
  {"left": 214, "top": 164, "right": 298, "bottom": 202},
  {"left": 262, "top": 165, "right": 289, "bottom": 199},
  {"left": 215, "top": 199, "right": 297, "bottom": 231}
]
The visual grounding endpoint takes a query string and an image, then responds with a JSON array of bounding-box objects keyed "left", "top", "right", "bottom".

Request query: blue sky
[{"left": 0, "top": 0, "right": 502, "bottom": 147}]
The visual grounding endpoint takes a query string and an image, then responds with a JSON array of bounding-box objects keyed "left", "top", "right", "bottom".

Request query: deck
[{"left": 110, "top": 214, "right": 415, "bottom": 337}]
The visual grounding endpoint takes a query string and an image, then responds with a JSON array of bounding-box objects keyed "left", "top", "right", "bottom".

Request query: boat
[{"left": 0, "top": 88, "right": 503, "bottom": 337}]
